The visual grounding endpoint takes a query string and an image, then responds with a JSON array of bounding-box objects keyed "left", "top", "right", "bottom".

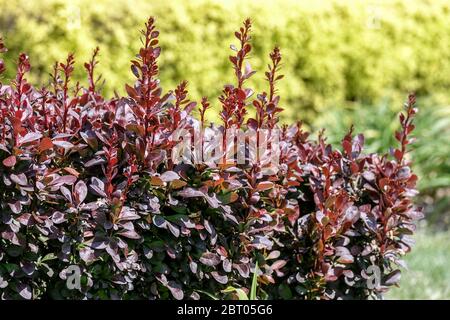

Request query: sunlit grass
[{"left": 387, "top": 226, "right": 450, "bottom": 300}]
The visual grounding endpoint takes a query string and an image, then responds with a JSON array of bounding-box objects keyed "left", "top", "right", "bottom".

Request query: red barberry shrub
[{"left": 0, "top": 18, "right": 422, "bottom": 300}]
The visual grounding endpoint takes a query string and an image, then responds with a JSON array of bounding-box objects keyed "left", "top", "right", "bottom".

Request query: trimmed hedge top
[{"left": 0, "top": 18, "right": 421, "bottom": 300}]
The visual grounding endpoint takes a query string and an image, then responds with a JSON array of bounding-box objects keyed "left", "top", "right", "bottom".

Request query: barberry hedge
[{"left": 0, "top": 18, "right": 422, "bottom": 300}]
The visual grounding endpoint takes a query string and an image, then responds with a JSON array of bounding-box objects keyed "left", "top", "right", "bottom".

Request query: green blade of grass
[
  {"left": 221, "top": 286, "right": 249, "bottom": 300},
  {"left": 250, "top": 261, "right": 259, "bottom": 300},
  {"left": 196, "top": 289, "right": 218, "bottom": 300}
]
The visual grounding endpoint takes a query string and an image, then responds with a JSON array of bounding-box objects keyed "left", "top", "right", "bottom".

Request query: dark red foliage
[
  {"left": 0, "top": 18, "right": 421, "bottom": 300},
  {"left": 220, "top": 18, "right": 254, "bottom": 130}
]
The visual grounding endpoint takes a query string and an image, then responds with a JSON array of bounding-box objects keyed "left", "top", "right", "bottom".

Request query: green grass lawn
[{"left": 386, "top": 226, "right": 450, "bottom": 300}]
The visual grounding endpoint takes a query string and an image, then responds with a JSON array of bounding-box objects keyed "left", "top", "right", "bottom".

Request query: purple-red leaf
[
  {"left": 160, "top": 171, "right": 180, "bottom": 182},
  {"left": 2, "top": 155, "right": 16, "bottom": 167},
  {"left": 200, "top": 252, "right": 221, "bottom": 267},
  {"left": 74, "top": 180, "right": 87, "bottom": 204},
  {"left": 18, "top": 132, "right": 42, "bottom": 145}
]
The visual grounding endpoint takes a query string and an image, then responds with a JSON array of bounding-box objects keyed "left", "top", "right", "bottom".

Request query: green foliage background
[
  {"left": 1, "top": 0, "right": 449, "bottom": 299},
  {"left": 1, "top": 0, "right": 450, "bottom": 123}
]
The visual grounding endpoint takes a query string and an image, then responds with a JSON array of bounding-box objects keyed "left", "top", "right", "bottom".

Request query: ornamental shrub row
[{"left": 0, "top": 17, "right": 422, "bottom": 300}]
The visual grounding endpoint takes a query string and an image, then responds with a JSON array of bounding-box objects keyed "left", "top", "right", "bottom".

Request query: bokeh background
[{"left": 0, "top": 0, "right": 448, "bottom": 299}]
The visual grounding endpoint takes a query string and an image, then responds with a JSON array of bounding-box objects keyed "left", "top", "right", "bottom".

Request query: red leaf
[
  {"left": 117, "top": 229, "right": 141, "bottom": 240},
  {"left": 271, "top": 260, "right": 287, "bottom": 270},
  {"left": 394, "top": 149, "right": 403, "bottom": 162},
  {"left": 171, "top": 179, "right": 187, "bottom": 189},
  {"left": 39, "top": 137, "right": 53, "bottom": 152},
  {"left": 200, "top": 252, "right": 221, "bottom": 266},
  {"left": 10, "top": 173, "right": 27, "bottom": 186},
  {"left": 266, "top": 251, "right": 280, "bottom": 260},
  {"left": 125, "top": 84, "right": 138, "bottom": 99},
  {"left": 2, "top": 155, "right": 16, "bottom": 167},
  {"left": 131, "top": 65, "right": 140, "bottom": 78},
  {"left": 53, "top": 140, "right": 74, "bottom": 150},
  {"left": 9, "top": 116, "right": 24, "bottom": 135},
  {"left": 342, "top": 140, "right": 352, "bottom": 156},
  {"left": 256, "top": 181, "right": 274, "bottom": 191},
  {"left": 335, "top": 247, "right": 354, "bottom": 264},
  {"left": 247, "top": 118, "right": 258, "bottom": 130},
  {"left": 126, "top": 124, "right": 145, "bottom": 137},
  {"left": 379, "top": 178, "right": 389, "bottom": 190},
  {"left": 150, "top": 176, "right": 164, "bottom": 186},
  {"left": 184, "top": 101, "right": 197, "bottom": 113},
  {"left": 211, "top": 271, "right": 228, "bottom": 284},
  {"left": 160, "top": 171, "right": 180, "bottom": 182},
  {"left": 286, "top": 206, "right": 300, "bottom": 226},
  {"left": 63, "top": 167, "right": 80, "bottom": 177},
  {"left": 74, "top": 180, "right": 87, "bottom": 204},
  {"left": 8, "top": 201, "right": 22, "bottom": 214},
  {"left": 51, "top": 175, "right": 77, "bottom": 186},
  {"left": 236, "top": 88, "right": 246, "bottom": 100},
  {"left": 243, "top": 43, "right": 251, "bottom": 54},
  {"left": 385, "top": 270, "right": 401, "bottom": 286},
  {"left": 167, "top": 281, "right": 183, "bottom": 300},
  {"left": 350, "top": 162, "right": 359, "bottom": 174},
  {"left": 18, "top": 132, "right": 42, "bottom": 145}
]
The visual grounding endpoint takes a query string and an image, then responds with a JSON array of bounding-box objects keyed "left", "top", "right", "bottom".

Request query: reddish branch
[
  {"left": 84, "top": 47, "right": 100, "bottom": 94},
  {"left": 60, "top": 53, "right": 75, "bottom": 132},
  {"left": 127, "top": 17, "right": 161, "bottom": 145}
]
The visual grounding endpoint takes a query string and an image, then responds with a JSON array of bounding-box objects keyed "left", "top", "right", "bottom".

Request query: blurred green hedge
[
  {"left": 315, "top": 97, "right": 450, "bottom": 222},
  {"left": 1, "top": 0, "right": 450, "bottom": 123}
]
